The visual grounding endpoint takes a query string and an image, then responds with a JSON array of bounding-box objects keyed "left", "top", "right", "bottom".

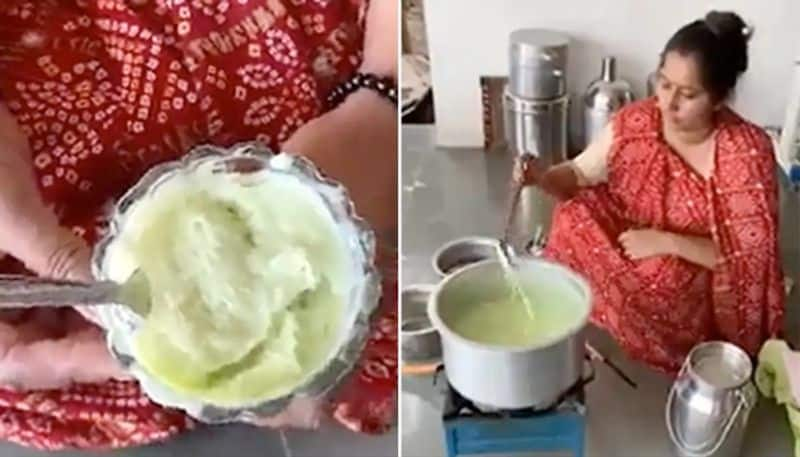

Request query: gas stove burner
[
  {"left": 438, "top": 369, "right": 590, "bottom": 457},
  {"left": 442, "top": 381, "right": 587, "bottom": 421},
  {"left": 436, "top": 364, "right": 592, "bottom": 421}
]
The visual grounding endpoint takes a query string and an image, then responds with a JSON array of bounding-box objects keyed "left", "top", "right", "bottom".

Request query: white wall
[{"left": 423, "top": 0, "right": 800, "bottom": 147}]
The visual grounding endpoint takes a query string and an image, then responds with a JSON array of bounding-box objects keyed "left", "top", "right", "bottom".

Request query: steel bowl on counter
[
  {"left": 402, "top": 236, "right": 500, "bottom": 375},
  {"left": 432, "top": 236, "right": 499, "bottom": 277},
  {"left": 427, "top": 256, "right": 593, "bottom": 410},
  {"left": 401, "top": 285, "right": 441, "bottom": 364},
  {"left": 90, "top": 142, "right": 382, "bottom": 424}
]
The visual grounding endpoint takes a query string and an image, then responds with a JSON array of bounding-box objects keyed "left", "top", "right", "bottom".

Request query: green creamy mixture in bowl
[{"left": 91, "top": 142, "right": 381, "bottom": 423}]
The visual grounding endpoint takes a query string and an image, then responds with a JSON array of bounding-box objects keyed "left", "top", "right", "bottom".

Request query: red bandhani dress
[
  {"left": 543, "top": 98, "right": 784, "bottom": 373},
  {"left": 0, "top": 0, "right": 396, "bottom": 450}
]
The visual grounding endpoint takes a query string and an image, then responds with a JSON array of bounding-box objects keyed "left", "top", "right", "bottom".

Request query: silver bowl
[
  {"left": 400, "top": 285, "right": 440, "bottom": 363},
  {"left": 90, "top": 141, "right": 382, "bottom": 424},
  {"left": 431, "top": 236, "right": 498, "bottom": 277}
]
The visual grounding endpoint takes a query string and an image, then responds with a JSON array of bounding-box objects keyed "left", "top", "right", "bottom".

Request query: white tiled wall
[{"left": 423, "top": 0, "right": 800, "bottom": 147}]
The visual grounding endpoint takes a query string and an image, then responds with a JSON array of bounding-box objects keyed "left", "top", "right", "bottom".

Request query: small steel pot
[
  {"left": 401, "top": 285, "right": 441, "bottom": 363},
  {"left": 431, "top": 236, "right": 498, "bottom": 277}
]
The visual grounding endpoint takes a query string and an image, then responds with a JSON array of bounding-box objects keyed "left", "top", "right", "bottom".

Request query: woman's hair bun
[{"left": 704, "top": 10, "right": 750, "bottom": 74}]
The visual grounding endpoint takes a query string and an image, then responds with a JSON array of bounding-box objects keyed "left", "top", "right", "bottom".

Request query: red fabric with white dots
[
  {"left": 0, "top": 0, "right": 396, "bottom": 450},
  {"left": 543, "top": 98, "right": 784, "bottom": 373}
]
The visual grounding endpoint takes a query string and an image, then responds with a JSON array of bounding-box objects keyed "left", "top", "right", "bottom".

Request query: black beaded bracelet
[{"left": 326, "top": 72, "right": 397, "bottom": 109}]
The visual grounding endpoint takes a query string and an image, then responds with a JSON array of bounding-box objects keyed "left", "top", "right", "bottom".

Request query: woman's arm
[
  {"left": 667, "top": 233, "right": 719, "bottom": 269},
  {"left": 618, "top": 229, "right": 719, "bottom": 269},
  {"left": 358, "top": 0, "right": 397, "bottom": 79},
  {"left": 281, "top": 0, "right": 397, "bottom": 244},
  {"left": 515, "top": 123, "right": 613, "bottom": 201},
  {"left": 282, "top": 90, "right": 397, "bottom": 241}
]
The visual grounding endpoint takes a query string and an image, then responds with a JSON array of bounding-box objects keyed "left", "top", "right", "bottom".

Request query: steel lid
[{"left": 509, "top": 29, "right": 569, "bottom": 68}]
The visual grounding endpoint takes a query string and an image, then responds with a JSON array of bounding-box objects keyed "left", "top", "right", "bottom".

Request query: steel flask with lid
[{"left": 582, "top": 56, "right": 633, "bottom": 148}]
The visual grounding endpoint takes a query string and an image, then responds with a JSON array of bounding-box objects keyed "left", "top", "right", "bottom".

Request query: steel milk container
[{"left": 665, "top": 341, "right": 758, "bottom": 457}]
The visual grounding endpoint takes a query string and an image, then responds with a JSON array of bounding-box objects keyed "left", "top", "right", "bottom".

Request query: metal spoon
[
  {"left": 497, "top": 176, "right": 537, "bottom": 319},
  {"left": 0, "top": 270, "right": 152, "bottom": 316},
  {"left": 503, "top": 180, "right": 523, "bottom": 244}
]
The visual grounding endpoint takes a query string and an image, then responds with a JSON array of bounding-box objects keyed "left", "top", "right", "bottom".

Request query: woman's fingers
[
  {"left": 513, "top": 156, "right": 538, "bottom": 186},
  {"left": 0, "top": 101, "right": 94, "bottom": 282},
  {"left": 251, "top": 396, "right": 323, "bottom": 430},
  {"left": 618, "top": 230, "right": 638, "bottom": 259},
  {"left": 0, "top": 316, "right": 130, "bottom": 390},
  {"left": 512, "top": 161, "right": 524, "bottom": 184}
]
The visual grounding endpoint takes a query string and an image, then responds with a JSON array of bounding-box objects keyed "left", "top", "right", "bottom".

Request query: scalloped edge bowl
[{"left": 90, "top": 142, "right": 382, "bottom": 424}]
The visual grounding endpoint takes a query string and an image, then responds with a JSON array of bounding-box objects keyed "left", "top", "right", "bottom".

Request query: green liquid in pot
[{"left": 441, "top": 277, "right": 587, "bottom": 347}]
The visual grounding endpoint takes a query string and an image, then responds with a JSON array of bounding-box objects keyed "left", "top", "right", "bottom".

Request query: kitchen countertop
[{"left": 401, "top": 124, "right": 800, "bottom": 457}]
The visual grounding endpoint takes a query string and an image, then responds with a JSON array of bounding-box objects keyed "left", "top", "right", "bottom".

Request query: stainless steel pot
[
  {"left": 431, "top": 236, "right": 499, "bottom": 277},
  {"left": 401, "top": 285, "right": 441, "bottom": 363},
  {"left": 503, "top": 90, "right": 569, "bottom": 165},
  {"left": 427, "top": 257, "right": 592, "bottom": 409}
]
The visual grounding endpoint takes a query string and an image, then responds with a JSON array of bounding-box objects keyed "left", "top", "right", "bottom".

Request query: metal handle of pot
[
  {"left": 540, "top": 51, "right": 555, "bottom": 62},
  {"left": 582, "top": 353, "right": 596, "bottom": 385},
  {"left": 585, "top": 343, "right": 637, "bottom": 389},
  {"left": 665, "top": 359, "right": 750, "bottom": 457},
  {"left": 541, "top": 51, "right": 565, "bottom": 93}
]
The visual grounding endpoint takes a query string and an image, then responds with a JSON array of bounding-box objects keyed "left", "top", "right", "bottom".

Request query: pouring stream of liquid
[{"left": 498, "top": 179, "right": 536, "bottom": 320}]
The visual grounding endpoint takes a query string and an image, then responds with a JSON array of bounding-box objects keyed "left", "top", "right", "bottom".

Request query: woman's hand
[
  {"left": 0, "top": 104, "right": 92, "bottom": 282},
  {"left": 512, "top": 155, "right": 543, "bottom": 187},
  {"left": 619, "top": 229, "right": 718, "bottom": 269},
  {"left": 618, "top": 229, "right": 675, "bottom": 260},
  {"left": 0, "top": 310, "right": 131, "bottom": 390},
  {"left": 513, "top": 156, "right": 580, "bottom": 201},
  {"left": 0, "top": 102, "right": 129, "bottom": 390}
]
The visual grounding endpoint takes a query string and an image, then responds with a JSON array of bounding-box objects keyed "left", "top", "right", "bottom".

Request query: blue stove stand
[{"left": 441, "top": 387, "right": 586, "bottom": 457}]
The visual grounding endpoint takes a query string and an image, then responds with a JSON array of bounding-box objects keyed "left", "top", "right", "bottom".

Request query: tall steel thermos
[
  {"left": 503, "top": 29, "right": 570, "bottom": 166},
  {"left": 502, "top": 29, "right": 570, "bottom": 247},
  {"left": 581, "top": 56, "right": 633, "bottom": 148}
]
